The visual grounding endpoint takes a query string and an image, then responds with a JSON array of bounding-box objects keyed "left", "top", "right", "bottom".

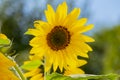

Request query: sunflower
[
  {"left": 24, "top": 68, "right": 44, "bottom": 80},
  {"left": 26, "top": 2, "right": 94, "bottom": 73},
  {"left": 0, "top": 33, "right": 10, "bottom": 46},
  {"left": 22, "top": 55, "right": 44, "bottom": 80},
  {"left": 0, "top": 33, "right": 8, "bottom": 39},
  {"left": 0, "top": 53, "right": 19, "bottom": 80},
  {"left": 0, "top": 34, "right": 19, "bottom": 80}
]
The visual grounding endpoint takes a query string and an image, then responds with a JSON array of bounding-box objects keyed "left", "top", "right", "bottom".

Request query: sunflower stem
[
  {"left": 13, "top": 64, "right": 27, "bottom": 80},
  {"left": 8, "top": 56, "right": 26, "bottom": 80}
]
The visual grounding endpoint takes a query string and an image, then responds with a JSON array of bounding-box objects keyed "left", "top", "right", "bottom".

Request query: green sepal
[
  {"left": 0, "top": 38, "right": 10, "bottom": 47},
  {"left": 24, "top": 29, "right": 33, "bottom": 35},
  {"left": 21, "top": 60, "right": 42, "bottom": 70},
  {"left": 0, "top": 38, "right": 11, "bottom": 53},
  {"left": 24, "top": 31, "right": 31, "bottom": 35}
]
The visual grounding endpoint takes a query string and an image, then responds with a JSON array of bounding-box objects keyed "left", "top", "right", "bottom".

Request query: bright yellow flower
[
  {"left": 0, "top": 33, "right": 11, "bottom": 53},
  {"left": 24, "top": 67, "right": 44, "bottom": 80},
  {"left": 0, "top": 33, "right": 10, "bottom": 45},
  {"left": 23, "top": 57, "right": 44, "bottom": 80},
  {"left": 26, "top": 2, "right": 94, "bottom": 73},
  {"left": 64, "top": 66, "right": 85, "bottom": 75},
  {"left": 0, "top": 33, "right": 8, "bottom": 39},
  {"left": 0, "top": 53, "right": 19, "bottom": 80}
]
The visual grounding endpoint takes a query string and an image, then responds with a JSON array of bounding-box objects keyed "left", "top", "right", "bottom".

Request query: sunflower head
[
  {"left": 47, "top": 26, "right": 70, "bottom": 51},
  {"left": 26, "top": 1, "right": 94, "bottom": 74}
]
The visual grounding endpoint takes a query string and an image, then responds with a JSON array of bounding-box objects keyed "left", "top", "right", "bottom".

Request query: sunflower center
[{"left": 47, "top": 26, "right": 70, "bottom": 51}]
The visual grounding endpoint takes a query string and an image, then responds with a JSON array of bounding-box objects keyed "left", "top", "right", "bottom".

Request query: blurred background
[{"left": 0, "top": 0, "right": 120, "bottom": 75}]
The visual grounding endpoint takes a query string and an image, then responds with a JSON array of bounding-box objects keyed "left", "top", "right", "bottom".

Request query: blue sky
[
  {"left": 91, "top": 0, "right": 120, "bottom": 31},
  {"left": 71, "top": 0, "right": 120, "bottom": 33},
  {"left": 1, "top": 0, "right": 120, "bottom": 33}
]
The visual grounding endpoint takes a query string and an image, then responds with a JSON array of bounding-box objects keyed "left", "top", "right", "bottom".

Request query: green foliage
[
  {"left": 0, "top": 38, "right": 10, "bottom": 47},
  {"left": 0, "top": 36, "right": 11, "bottom": 53},
  {"left": 0, "top": 38, "right": 10, "bottom": 45},
  {"left": 46, "top": 73, "right": 71, "bottom": 80},
  {"left": 21, "top": 60, "right": 42, "bottom": 70},
  {"left": 101, "top": 26, "right": 120, "bottom": 74},
  {"left": 95, "top": 26, "right": 120, "bottom": 74},
  {"left": 24, "top": 30, "right": 32, "bottom": 35},
  {"left": 46, "top": 73, "right": 119, "bottom": 80},
  {"left": 85, "top": 26, "right": 120, "bottom": 74}
]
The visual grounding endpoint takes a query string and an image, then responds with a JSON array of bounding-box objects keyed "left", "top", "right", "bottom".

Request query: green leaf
[
  {"left": 24, "top": 31, "right": 31, "bottom": 35},
  {"left": 24, "top": 29, "right": 33, "bottom": 35},
  {"left": 46, "top": 73, "right": 87, "bottom": 80},
  {"left": 21, "top": 60, "right": 42, "bottom": 70},
  {"left": 46, "top": 73, "right": 120, "bottom": 80},
  {"left": 0, "top": 38, "right": 11, "bottom": 53},
  {"left": 0, "top": 38, "right": 10, "bottom": 46},
  {"left": 69, "top": 73, "right": 119, "bottom": 80},
  {"left": 46, "top": 73, "right": 72, "bottom": 80}
]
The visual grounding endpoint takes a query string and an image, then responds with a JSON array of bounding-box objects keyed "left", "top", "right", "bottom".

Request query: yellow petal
[
  {"left": 25, "top": 29, "right": 44, "bottom": 36},
  {"left": 45, "top": 51, "right": 53, "bottom": 72},
  {"left": 30, "top": 47, "right": 45, "bottom": 55},
  {"left": 70, "top": 41, "right": 91, "bottom": 56},
  {"left": 63, "top": 8, "right": 80, "bottom": 27},
  {"left": 58, "top": 52, "right": 64, "bottom": 72},
  {"left": 34, "top": 20, "right": 51, "bottom": 33},
  {"left": 64, "top": 67, "right": 84, "bottom": 75},
  {"left": 0, "top": 69, "right": 19, "bottom": 80},
  {"left": 70, "top": 18, "right": 87, "bottom": 29},
  {"left": 24, "top": 68, "right": 40, "bottom": 77},
  {"left": 81, "top": 35, "right": 95, "bottom": 42},
  {"left": 0, "top": 53, "right": 15, "bottom": 68},
  {"left": 53, "top": 53, "right": 59, "bottom": 72},
  {"left": 0, "top": 34, "right": 8, "bottom": 39},
  {"left": 79, "top": 24, "right": 94, "bottom": 33},
  {"left": 70, "top": 43, "right": 89, "bottom": 58},
  {"left": 56, "top": 2, "right": 67, "bottom": 25},
  {"left": 30, "top": 74, "right": 43, "bottom": 80},
  {"left": 64, "top": 51, "right": 77, "bottom": 67},
  {"left": 77, "top": 60, "right": 87, "bottom": 67},
  {"left": 70, "top": 24, "right": 94, "bottom": 34},
  {"left": 77, "top": 52, "right": 89, "bottom": 58},
  {"left": 45, "top": 4, "right": 55, "bottom": 24},
  {"left": 79, "top": 42, "right": 93, "bottom": 51},
  {"left": 34, "top": 21, "right": 45, "bottom": 30},
  {"left": 30, "top": 37, "right": 45, "bottom": 47},
  {"left": 45, "top": 61, "right": 52, "bottom": 72}
]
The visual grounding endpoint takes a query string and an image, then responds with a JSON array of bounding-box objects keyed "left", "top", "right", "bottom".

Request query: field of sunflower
[{"left": 0, "top": 0, "right": 120, "bottom": 80}]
